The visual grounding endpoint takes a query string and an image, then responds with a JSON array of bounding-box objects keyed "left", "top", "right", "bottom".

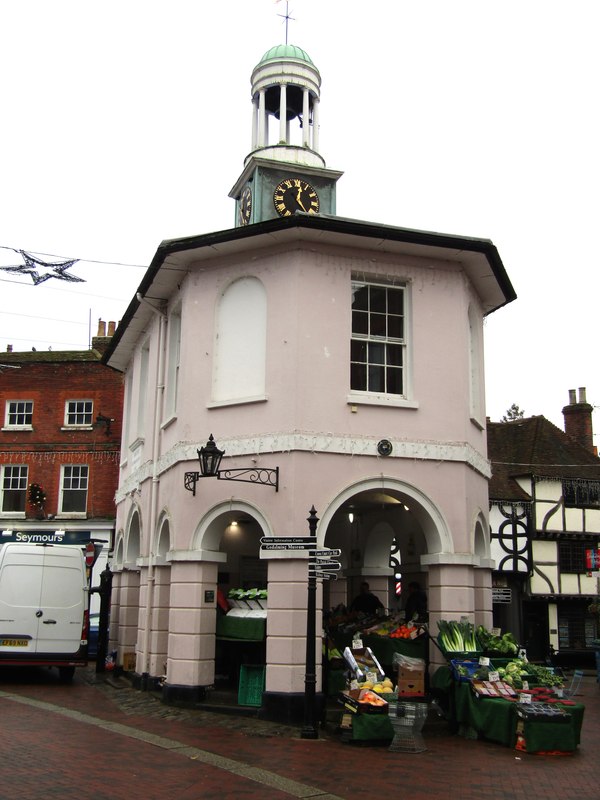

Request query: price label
[
  {"left": 479, "top": 656, "right": 490, "bottom": 666},
  {"left": 352, "top": 638, "right": 363, "bottom": 650},
  {"left": 488, "top": 670, "right": 500, "bottom": 682},
  {"left": 519, "top": 693, "right": 532, "bottom": 704},
  {"left": 522, "top": 681, "right": 529, "bottom": 691},
  {"left": 491, "top": 627, "right": 501, "bottom": 636},
  {"left": 366, "top": 671, "right": 378, "bottom": 684},
  {"left": 555, "top": 687, "right": 564, "bottom": 698}
]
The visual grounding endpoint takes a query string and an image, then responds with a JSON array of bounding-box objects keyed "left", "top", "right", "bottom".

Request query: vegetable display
[
  {"left": 476, "top": 625, "right": 518, "bottom": 655},
  {"left": 437, "top": 619, "right": 479, "bottom": 653}
]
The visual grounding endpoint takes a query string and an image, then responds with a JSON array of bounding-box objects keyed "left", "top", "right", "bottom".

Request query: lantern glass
[{"left": 198, "top": 434, "right": 224, "bottom": 477}]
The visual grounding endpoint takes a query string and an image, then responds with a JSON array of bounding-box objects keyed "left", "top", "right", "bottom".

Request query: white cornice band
[{"left": 115, "top": 432, "right": 490, "bottom": 502}]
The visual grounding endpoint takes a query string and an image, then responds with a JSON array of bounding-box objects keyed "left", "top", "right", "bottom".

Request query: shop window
[
  {"left": 1, "top": 465, "right": 28, "bottom": 513},
  {"left": 558, "top": 604, "right": 598, "bottom": 649}
]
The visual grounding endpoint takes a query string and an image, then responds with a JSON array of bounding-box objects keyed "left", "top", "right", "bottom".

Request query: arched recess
[
  {"left": 473, "top": 510, "right": 490, "bottom": 562},
  {"left": 155, "top": 512, "right": 172, "bottom": 562},
  {"left": 125, "top": 506, "right": 142, "bottom": 567},
  {"left": 212, "top": 276, "right": 267, "bottom": 403},
  {"left": 113, "top": 533, "right": 124, "bottom": 569}
]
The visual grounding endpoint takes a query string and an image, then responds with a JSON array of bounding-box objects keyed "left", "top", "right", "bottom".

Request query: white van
[{"left": 0, "top": 542, "right": 89, "bottom": 682}]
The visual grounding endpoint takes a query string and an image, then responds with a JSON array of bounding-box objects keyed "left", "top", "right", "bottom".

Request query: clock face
[
  {"left": 273, "top": 178, "right": 320, "bottom": 217},
  {"left": 377, "top": 439, "right": 393, "bottom": 457},
  {"left": 239, "top": 185, "right": 252, "bottom": 226}
]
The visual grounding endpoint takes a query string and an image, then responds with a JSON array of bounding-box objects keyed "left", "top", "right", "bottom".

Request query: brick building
[{"left": 0, "top": 321, "right": 123, "bottom": 593}]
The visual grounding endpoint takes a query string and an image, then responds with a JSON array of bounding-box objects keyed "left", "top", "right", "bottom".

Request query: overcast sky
[{"left": 1, "top": 1, "right": 598, "bottom": 439}]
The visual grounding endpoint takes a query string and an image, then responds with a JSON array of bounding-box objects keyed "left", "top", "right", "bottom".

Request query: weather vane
[{"left": 276, "top": 0, "right": 295, "bottom": 45}]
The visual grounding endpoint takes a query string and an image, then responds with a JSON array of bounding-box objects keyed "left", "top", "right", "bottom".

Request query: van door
[
  {"left": 37, "top": 546, "right": 87, "bottom": 655},
  {"left": 0, "top": 545, "right": 44, "bottom": 654},
  {"left": 0, "top": 544, "right": 87, "bottom": 658}
]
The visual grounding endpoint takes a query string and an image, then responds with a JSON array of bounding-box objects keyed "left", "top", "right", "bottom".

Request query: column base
[
  {"left": 161, "top": 681, "right": 208, "bottom": 707},
  {"left": 258, "top": 690, "right": 325, "bottom": 726}
]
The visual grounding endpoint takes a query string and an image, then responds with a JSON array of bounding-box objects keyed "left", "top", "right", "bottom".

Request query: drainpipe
[{"left": 138, "top": 294, "right": 167, "bottom": 690}]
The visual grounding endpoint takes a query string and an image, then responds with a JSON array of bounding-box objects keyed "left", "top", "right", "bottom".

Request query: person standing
[{"left": 349, "top": 582, "right": 384, "bottom": 615}]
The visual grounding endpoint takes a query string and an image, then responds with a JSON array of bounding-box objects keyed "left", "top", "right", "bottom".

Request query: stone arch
[
  {"left": 319, "top": 475, "right": 453, "bottom": 557},
  {"left": 191, "top": 500, "right": 274, "bottom": 554}
]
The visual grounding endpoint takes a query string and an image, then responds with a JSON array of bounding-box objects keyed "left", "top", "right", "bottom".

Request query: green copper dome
[{"left": 258, "top": 44, "right": 313, "bottom": 65}]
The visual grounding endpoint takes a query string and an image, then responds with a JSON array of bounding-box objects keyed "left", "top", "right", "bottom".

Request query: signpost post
[
  {"left": 259, "top": 528, "right": 342, "bottom": 738},
  {"left": 301, "top": 506, "right": 319, "bottom": 740}
]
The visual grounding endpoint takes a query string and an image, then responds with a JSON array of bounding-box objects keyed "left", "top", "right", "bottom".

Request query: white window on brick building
[
  {"left": 64, "top": 400, "right": 93, "bottom": 427},
  {"left": 4, "top": 400, "right": 33, "bottom": 429},
  {"left": 1, "top": 465, "right": 28, "bottom": 514},
  {"left": 59, "top": 465, "right": 89, "bottom": 514}
]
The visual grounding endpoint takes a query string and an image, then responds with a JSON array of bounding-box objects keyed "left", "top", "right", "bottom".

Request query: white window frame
[
  {"left": 3, "top": 400, "right": 34, "bottom": 430},
  {"left": 1, "top": 464, "right": 28, "bottom": 516},
  {"left": 58, "top": 464, "right": 89, "bottom": 516},
  {"left": 347, "top": 278, "right": 417, "bottom": 409},
  {"left": 63, "top": 399, "right": 94, "bottom": 429}
]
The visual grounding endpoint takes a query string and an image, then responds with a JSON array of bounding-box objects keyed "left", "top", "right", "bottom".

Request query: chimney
[
  {"left": 92, "top": 319, "right": 117, "bottom": 356},
  {"left": 562, "top": 387, "right": 595, "bottom": 453}
]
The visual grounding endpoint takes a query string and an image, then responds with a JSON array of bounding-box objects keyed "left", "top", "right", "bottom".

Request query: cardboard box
[{"left": 397, "top": 664, "right": 425, "bottom": 697}]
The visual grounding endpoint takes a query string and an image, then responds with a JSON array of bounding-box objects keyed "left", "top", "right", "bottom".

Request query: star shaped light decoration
[{"left": 0, "top": 250, "right": 85, "bottom": 285}]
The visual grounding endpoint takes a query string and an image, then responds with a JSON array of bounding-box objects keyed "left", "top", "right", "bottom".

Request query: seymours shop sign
[{"left": 1, "top": 530, "right": 93, "bottom": 545}]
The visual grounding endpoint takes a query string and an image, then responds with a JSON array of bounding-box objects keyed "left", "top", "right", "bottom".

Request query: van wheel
[{"left": 58, "top": 667, "right": 75, "bottom": 683}]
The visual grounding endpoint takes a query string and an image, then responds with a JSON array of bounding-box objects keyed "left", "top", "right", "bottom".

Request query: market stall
[
  {"left": 432, "top": 620, "right": 585, "bottom": 754},
  {"left": 336, "top": 630, "right": 430, "bottom": 750},
  {"left": 325, "top": 612, "right": 429, "bottom": 697}
]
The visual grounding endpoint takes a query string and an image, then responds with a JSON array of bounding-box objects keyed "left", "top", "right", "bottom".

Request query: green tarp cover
[
  {"left": 216, "top": 614, "right": 265, "bottom": 641},
  {"left": 348, "top": 712, "right": 394, "bottom": 741},
  {"left": 433, "top": 667, "right": 584, "bottom": 752}
]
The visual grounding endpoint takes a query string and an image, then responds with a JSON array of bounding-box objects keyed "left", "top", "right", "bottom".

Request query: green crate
[{"left": 238, "top": 665, "right": 265, "bottom": 707}]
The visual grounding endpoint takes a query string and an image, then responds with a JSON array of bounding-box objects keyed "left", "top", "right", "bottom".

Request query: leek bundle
[{"left": 437, "top": 619, "right": 479, "bottom": 653}]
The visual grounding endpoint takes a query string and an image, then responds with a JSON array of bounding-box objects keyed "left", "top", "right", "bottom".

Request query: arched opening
[
  {"left": 192, "top": 502, "right": 272, "bottom": 695},
  {"left": 319, "top": 478, "right": 451, "bottom": 617},
  {"left": 118, "top": 508, "right": 142, "bottom": 669}
]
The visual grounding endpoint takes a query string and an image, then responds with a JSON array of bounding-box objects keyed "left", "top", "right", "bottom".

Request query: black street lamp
[{"left": 184, "top": 434, "right": 279, "bottom": 496}]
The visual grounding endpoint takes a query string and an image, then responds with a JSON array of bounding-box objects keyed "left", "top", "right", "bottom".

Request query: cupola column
[
  {"left": 252, "top": 98, "right": 258, "bottom": 150},
  {"left": 258, "top": 89, "right": 267, "bottom": 148},
  {"left": 279, "top": 83, "right": 287, "bottom": 143},
  {"left": 312, "top": 97, "right": 320, "bottom": 152},
  {"left": 302, "top": 88, "right": 310, "bottom": 147}
]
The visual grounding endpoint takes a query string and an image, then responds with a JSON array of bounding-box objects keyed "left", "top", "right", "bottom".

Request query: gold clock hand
[{"left": 296, "top": 188, "right": 307, "bottom": 212}]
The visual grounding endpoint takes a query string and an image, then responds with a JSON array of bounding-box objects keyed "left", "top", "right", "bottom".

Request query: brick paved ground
[{"left": 0, "top": 666, "right": 597, "bottom": 800}]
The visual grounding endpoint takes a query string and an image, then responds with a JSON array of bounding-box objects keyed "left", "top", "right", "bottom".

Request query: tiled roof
[
  {"left": 0, "top": 350, "right": 102, "bottom": 364},
  {"left": 487, "top": 415, "right": 600, "bottom": 501}
]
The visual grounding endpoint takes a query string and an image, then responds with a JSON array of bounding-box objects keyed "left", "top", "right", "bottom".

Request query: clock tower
[{"left": 229, "top": 44, "right": 343, "bottom": 226}]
